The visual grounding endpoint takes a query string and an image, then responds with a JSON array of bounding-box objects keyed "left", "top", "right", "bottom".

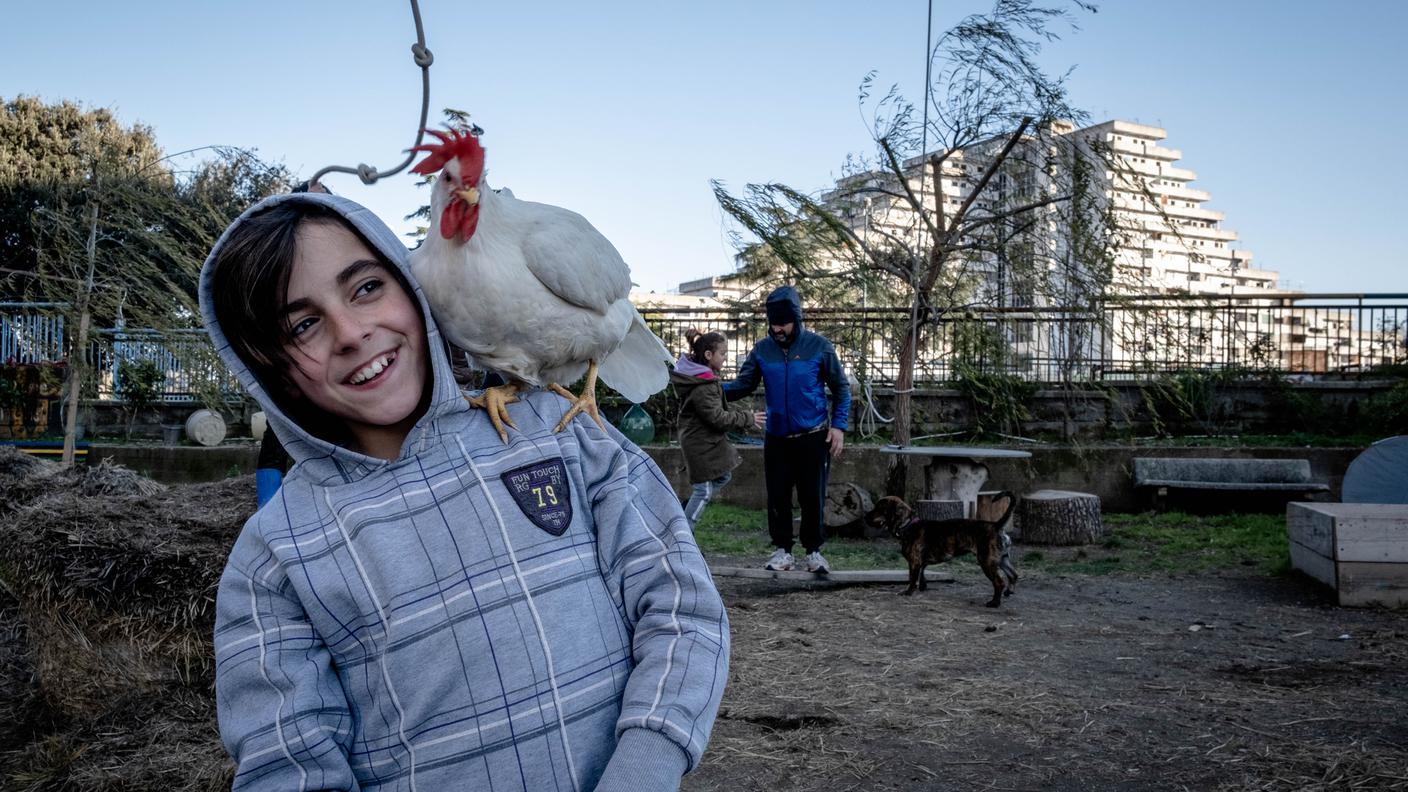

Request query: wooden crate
[{"left": 1287, "top": 502, "right": 1408, "bottom": 608}]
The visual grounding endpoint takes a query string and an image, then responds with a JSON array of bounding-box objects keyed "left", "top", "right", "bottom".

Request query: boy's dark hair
[
  {"left": 683, "top": 327, "right": 727, "bottom": 365},
  {"left": 206, "top": 200, "right": 420, "bottom": 439}
]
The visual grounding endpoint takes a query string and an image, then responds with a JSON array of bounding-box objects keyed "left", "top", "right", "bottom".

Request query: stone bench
[
  {"left": 1288, "top": 502, "right": 1408, "bottom": 608},
  {"left": 1134, "top": 457, "right": 1329, "bottom": 509}
]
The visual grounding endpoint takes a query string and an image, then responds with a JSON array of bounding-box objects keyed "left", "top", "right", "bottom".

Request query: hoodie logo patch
[{"left": 500, "top": 459, "right": 573, "bottom": 536}]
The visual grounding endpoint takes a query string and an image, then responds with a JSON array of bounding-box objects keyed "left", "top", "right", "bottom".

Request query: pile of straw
[{"left": 0, "top": 448, "right": 252, "bottom": 791}]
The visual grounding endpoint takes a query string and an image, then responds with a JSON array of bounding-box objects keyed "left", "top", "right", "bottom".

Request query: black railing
[
  {"left": 641, "top": 293, "right": 1408, "bottom": 385},
  {"left": 3, "top": 294, "right": 1404, "bottom": 401}
]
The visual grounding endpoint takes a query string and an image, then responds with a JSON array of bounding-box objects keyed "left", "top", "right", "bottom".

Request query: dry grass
[{"left": 0, "top": 449, "right": 248, "bottom": 791}]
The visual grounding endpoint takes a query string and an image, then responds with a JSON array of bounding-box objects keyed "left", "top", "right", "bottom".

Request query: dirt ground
[
  {"left": 688, "top": 560, "right": 1408, "bottom": 792},
  {"left": 2, "top": 454, "right": 1405, "bottom": 790}
]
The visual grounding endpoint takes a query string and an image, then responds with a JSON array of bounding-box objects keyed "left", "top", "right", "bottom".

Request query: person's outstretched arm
[
  {"left": 721, "top": 346, "right": 761, "bottom": 402},
  {"left": 690, "top": 384, "right": 756, "bottom": 433}
]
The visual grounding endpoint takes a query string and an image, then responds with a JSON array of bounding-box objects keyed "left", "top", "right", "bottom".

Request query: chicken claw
[
  {"left": 550, "top": 361, "right": 608, "bottom": 434},
  {"left": 467, "top": 382, "right": 521, "bottom": 443}
]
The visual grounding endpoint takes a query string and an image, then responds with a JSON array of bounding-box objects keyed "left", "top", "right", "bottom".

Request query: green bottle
[{"left": 616, "top": 403, "right": 655, "bottom": 446}]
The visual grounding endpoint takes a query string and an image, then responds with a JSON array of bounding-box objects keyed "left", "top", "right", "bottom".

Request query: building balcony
[
  {"left": 1108, "top": 139, "right": 1183, "bottom": 161},
  {"left": 1136, "top": 183, "right": 1213, "bottom": 202},
  {"left": 1113, "top": 160, "right": 1198, "bottom": 182},
  {"left": 1114, "top": 200, "right": 1224, "bottom": 223}
]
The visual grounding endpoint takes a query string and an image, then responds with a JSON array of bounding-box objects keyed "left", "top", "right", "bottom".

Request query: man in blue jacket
[{"left": 724, "top": 285, "right": 851, "bottom": 573}]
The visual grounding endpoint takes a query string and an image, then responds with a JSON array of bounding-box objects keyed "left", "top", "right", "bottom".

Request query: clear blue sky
[{"left": 3, "top": 0, "right": 1404, "bottom": 294}]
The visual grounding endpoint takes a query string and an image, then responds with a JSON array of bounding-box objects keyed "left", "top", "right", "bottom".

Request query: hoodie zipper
[{"left": 782, "top": 341, "right": 791, "bottom": 435}]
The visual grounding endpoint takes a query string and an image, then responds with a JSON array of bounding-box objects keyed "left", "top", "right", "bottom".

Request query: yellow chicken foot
[
  {"left": 549, "top": 360, "right": 608, "bottom": 433},
  {"left": 467, "top": 382, "right": 521, "bottom": 444}
]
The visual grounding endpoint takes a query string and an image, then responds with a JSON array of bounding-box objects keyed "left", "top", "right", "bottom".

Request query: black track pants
[{"left": 763, "top": 429, "right": 831, "bottom": 553}]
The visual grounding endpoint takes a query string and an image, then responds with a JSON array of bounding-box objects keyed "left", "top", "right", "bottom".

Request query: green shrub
[
  {"left": 1366, "top": 381, "right": 1408, "bottom": 436},
  {"left": 117, "top": 358, "right": 165, "bottom": 439}
]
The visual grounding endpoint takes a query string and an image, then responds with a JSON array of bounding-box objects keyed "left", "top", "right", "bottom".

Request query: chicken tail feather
[{"left": 597, "top": 313, "right": 671, "bottom": 404}]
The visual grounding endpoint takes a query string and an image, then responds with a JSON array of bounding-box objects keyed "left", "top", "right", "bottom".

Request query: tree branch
[
  {"left": 959, "top": 193, "right": 1070, "bottom": 233},
  {"left": 877, "top": 136, "right": 940, "bottom": 241}
]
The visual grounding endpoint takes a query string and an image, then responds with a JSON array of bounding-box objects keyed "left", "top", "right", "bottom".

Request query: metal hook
[{"left": 309, "top": 0, "right": 434, "bottom": 188}]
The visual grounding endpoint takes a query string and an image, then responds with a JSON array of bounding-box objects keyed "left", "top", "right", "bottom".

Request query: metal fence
[
  {"left": 643, "top": 293, "right": 1408, "bottom": 385},
  {"left": 0, "top": 303, "right": 65, "bottom": 363},
  {"left": 0, "top": 304, "right": 240, "bottom": 402},
  {"left": 2, "top": 294, "right": 1404, "bottom": 402},
  {"left": 89, "top": 329, "right": 243, "bottom": 402}
]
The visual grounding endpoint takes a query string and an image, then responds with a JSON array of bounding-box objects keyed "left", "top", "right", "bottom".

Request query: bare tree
[
  {"left": 715, "top": 0, "right": 1125, "bottom": 496},
  {"left": 19, "top": 142, "right": 290, "bottom": 463}
]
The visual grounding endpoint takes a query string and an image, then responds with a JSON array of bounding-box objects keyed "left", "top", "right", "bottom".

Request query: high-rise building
[
  {"left": 675, "top": 121, "right": 1398, "bottom": 375},
  {"left": 1080, "top": 120, "right": 1277, "bottom": 295},
  {"left": 681, "top": 119, "right": 1281, "bottom": 300}
]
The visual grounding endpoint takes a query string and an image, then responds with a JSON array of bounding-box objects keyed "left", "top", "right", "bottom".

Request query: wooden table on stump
[
  {"left": 879, "top": 445, "right": 1033, "bottom": 520},
  {"left": 1018, "top": 490, "right": 1103, "bottom": 545}
]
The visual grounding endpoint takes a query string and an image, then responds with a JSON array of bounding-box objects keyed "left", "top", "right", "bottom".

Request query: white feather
[{"left": 597, "top": 311, "right": 672, "bottom": 404}]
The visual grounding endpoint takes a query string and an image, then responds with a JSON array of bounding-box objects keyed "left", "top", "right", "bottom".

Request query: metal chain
[{"left": 310, "top": 0, "right": 433, "bottom": 187}]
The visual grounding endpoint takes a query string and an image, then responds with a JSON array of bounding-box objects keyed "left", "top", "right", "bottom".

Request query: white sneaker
[
  {"left": 765, "top": 548, "right": 795, "bottom": 571},
  {"left": 804, "top": 551, "right": 830, "bottom": 574}
]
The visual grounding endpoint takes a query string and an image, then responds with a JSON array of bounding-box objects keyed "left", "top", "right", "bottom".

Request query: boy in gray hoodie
[{"left": 201, "top": 192, "right": 728, "bottom": 792}]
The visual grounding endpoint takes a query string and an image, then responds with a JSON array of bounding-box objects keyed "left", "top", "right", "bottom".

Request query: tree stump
[
  {"left": 917, "top": 499, "right": 965, "bottom": 522},
  {"left": 1017, "top": 490, "right": 1103, "bottom": 545},
  {"left": 826, "top": 482, "right": 875, "bottom": 538},
  {"left": 977, "top": 491, "right": 1018, "bottom": 533}
]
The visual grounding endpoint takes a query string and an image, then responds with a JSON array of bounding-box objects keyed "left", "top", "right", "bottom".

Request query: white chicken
[{"left": 407, "top": 127, "right": 672, "bottom": 442}]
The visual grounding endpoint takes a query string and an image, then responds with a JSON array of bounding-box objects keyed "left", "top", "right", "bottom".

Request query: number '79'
[{"left": 532, "top": 485, "right": 558, "bottom": 508}]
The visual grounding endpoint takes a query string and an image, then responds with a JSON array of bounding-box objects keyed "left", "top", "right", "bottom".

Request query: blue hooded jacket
[{"left": 723, "top": 286, "right": 851, "bottom": 437}]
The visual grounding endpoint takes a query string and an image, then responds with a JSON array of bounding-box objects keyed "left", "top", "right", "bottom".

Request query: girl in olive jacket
[{"left": 671, "top": 328, "right": 763, "bottom": 526}]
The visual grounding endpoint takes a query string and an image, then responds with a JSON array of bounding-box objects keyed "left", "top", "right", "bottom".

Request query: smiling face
[{"left": 280, "top": 221, "right": 429, "bottom": 459}]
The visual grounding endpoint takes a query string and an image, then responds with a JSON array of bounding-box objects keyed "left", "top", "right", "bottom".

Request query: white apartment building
[
  {"left": 684, "top": 119, "right": 1279, "bottom": 301},
  {"left": 676, "top": 121, "right": 1400, "bottom": 375},
  {"left": 1082, "top": 120, "right": 1277, "bottom": 295}
]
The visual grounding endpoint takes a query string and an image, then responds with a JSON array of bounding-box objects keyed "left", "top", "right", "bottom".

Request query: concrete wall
[
  {"left": 647, "top": 444, "right": 1361, "bottom": 513},
  {"left": 861, "top": 380, "right": 1396, "bottom": 440},
  {"left": 91, "top": 442, "right": 1363, "bottom": 513},
  {"left": 88, "top": 443, "right": 261, "bottom": 484},
  {"left": 70, "top": 378, "right": 1398, "bottom": 443}
]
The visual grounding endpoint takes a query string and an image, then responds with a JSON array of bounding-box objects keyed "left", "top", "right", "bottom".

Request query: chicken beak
[{"left": 455, "top": 187, "right": 481, "bottom": 206}]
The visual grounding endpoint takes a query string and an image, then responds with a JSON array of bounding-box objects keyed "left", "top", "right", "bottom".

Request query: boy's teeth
[{"left": 351, "top": 355, "right": 392, "bottom": 385}]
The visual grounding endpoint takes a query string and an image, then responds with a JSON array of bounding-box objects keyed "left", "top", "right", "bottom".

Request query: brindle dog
[{"left": 864, "top": 494, "right": 1019, "bottom": 607}]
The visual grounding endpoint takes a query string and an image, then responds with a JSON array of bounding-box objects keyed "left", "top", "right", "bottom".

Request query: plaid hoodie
[{"left": 200, "top": 193, "right": 729, "bottom": 792}]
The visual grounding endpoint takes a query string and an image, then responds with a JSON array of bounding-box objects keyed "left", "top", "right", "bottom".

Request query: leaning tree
[
  {"left": 715, "top": 0, "right": 1129, "bottom": 496},
  {"left": 2, "top": 96, "right": 292, "bottom": 463}
]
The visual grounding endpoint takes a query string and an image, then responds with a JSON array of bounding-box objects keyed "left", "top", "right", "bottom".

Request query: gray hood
[{"left": 198, "top": 192, "right": 467, "bottom": 484}]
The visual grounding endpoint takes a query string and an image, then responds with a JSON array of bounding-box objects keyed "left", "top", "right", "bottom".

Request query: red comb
[{"left": 409, "top": 127, "right": 485, "bottom": 177}]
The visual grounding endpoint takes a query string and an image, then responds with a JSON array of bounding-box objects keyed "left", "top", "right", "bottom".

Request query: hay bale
[
  {"left": 0, "top": 448, "right": 165, "bottom": 521},
  {"left": 10, "top": 689, "right": 232, "bottom": 792},
  {"left": 2, "top": 474, "right": 251, "bottom": 718},
  {"left": 0, "top": 582, "right": 47, "bottom": 754},
  {"left": 0, "top": 444, "right": 52, "bottom": 481},
  {"left": 0, "top": 459, "right": 251, "bottom": 789}
]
